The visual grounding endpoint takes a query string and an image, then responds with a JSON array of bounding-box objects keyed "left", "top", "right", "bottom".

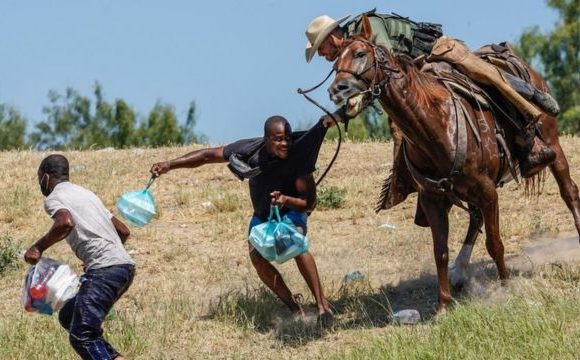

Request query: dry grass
[{"left": 0, "top": 138, "right": 579, "bottom": 359}]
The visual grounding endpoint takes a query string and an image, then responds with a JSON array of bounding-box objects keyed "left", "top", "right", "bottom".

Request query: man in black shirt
[{"left": 150, "top": 113, "right": 341, "bottom": 324}]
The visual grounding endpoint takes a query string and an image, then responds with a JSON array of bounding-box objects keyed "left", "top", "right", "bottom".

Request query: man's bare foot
[{"left": 317, "top": 311, "right": 334, "bottom": 327}]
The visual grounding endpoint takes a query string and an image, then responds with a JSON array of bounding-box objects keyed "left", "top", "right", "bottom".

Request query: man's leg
[
  {"left": 248, "top": 245, "right": 303, "bottom": 314},
  {"left": 289, "top": 221, "right": 332, "bottom": 325},
  {"left": 59, "top": 295, "right": 121, "bottom": 359},
  {"left": 68, "top": 265, "right": 134, "bottom": 360},
  {"left": 293, "top": 251, "right": 331, "bottom": 316},
  {"left": 58, "top": 295, "right": 76, "bottom": 331}
]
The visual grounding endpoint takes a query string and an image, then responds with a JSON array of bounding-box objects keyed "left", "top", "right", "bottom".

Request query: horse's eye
[{"left": 355, "top": 51, "right": 366, "bottom": 59}]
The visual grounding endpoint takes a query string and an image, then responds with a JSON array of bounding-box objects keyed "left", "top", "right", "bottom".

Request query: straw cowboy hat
[{"left": 305, "top": 14, "right": 350, "bottom": 63}]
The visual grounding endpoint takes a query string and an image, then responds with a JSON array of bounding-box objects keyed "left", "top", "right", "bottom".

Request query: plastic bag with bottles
[
  {"left": 21, "top": 257, "right": 80, "bottom": 315},
  {"left": 248, "top": 206, "right": 309, "bottom": 264}
]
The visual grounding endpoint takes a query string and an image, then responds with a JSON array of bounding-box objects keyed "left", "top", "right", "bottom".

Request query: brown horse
[{"left": 328, "top": 16, "right": 580, "bottom": 312}]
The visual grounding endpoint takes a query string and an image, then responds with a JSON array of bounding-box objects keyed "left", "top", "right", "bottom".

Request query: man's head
[
  {"left": 38, "top": 154, "right": 69, "bottom": 197},
  {"left": 264, "top": 116, "right": 292, "bottom": 159},
  {"left": 305, "top": 14, "right": 349, "bottom": 63}
]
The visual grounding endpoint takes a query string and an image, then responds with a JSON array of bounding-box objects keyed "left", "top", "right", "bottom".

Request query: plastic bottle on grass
[
  {"left": 393, "top": 309, "right": 421, "bottom": 325},
  {"left": 342, "top": 270, "right": 365, "bottom": 283}
]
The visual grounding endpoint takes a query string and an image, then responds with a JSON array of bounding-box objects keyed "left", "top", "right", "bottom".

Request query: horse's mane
[
  {"left": 341, "top": 36, "right": 449, "bottom": 109},
  {"left": 386, "top": 50, "right": 448, "bottom": 108}
]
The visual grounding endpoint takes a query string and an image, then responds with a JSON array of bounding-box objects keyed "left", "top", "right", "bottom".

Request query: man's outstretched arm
[{"left": 150, "top": 146, "right": 226, "bottom": 177}]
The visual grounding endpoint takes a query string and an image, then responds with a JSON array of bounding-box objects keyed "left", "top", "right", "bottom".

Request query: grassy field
[{"left": 0, "top": 138, "right": 579, "bottom": 359}]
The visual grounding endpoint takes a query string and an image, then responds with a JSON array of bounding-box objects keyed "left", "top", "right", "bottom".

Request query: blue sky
[{"left": 0, "top": 1, "right": 558, "bottom": 144}]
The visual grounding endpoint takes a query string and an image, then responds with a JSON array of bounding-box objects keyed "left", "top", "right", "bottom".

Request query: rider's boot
[{"left": 518, "top": 123, "right": 556, "bottom": 178}]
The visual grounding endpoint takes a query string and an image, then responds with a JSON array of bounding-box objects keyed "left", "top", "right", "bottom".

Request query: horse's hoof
[
  {"left": 435, "top": 305, "right": 449, "bottom": 318},
  {"left": 449, "top": 263, "right": 469, "bottom": 291}
]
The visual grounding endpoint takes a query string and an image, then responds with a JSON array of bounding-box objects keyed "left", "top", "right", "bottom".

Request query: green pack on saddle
[{"left": 344, "top": 9, "right": 443, "bottom": 58}]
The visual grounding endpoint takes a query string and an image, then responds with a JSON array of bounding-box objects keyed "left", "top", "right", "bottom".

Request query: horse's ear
[{"left": 359, "top": 15, "right": 373, "bottom": 40}]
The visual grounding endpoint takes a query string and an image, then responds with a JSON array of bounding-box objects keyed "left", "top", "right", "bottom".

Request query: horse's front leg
[
  {"left": 477, "top": 181, "right": 509, "bottom": 281},
  {"left": 420, "top": 192, "right": 453, "bottom": 313},
  {"left": 449, "top": 204, "right": 483, "bottom": 290}
]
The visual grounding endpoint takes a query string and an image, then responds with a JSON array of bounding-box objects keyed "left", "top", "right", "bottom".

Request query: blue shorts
[{"left": 248, "top": 210, "right": 308, "bottom": 235}]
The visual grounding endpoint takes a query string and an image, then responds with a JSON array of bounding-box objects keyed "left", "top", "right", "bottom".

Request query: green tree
[
  {"left": 30, "top": 83, "right": 204, "bottom": 149},
  {"left": 138, "top": 102, "right": 183, "bottom": 146},
  {"left": 182, "top": 101, "right": 206, "bottom": 144},
  {"left": 0, "top": 104, "right": 27, "bottom": 150},
  {"left": 30, "top": 88, "right": 93, "bottom": 149},
  {"left": 517, "top": 0, "right": 580, "bottom": 134},
  {"left": 110, "top": 99, "right": 137, "bottom": 147}
]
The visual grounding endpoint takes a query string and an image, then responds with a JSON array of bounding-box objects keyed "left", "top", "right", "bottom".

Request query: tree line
[
  {"left": 0, "top": 82, "right": 205, "bottom": 151},
  {"left": 0, "top": 0, "right": 576, "bottom": 150}
]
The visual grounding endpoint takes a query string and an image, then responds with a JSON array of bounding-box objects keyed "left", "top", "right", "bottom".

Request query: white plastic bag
[{"left": 21, "top": 258, "right": 80, "bottom": 315}]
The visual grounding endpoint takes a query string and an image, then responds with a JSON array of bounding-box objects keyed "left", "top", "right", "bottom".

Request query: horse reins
[
  {"left": 297, "top": 69, "right": 343, "bottom": 186},
  {"left": 296, "top": 40, "right": 401, "bottom": 186}
]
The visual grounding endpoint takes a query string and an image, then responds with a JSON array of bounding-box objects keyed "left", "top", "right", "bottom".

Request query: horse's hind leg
[
  {"left": 450, "top": 204, "right": 484, "bottom": 290},
  {"left": 548, "top": 143, "right": 580, "bottom": 241},
  {"left": 477, "top": 181, "right": 509, "bottom": 281},
  {"left": 541, "top": 116, "right": 580, "bottom": 240}
]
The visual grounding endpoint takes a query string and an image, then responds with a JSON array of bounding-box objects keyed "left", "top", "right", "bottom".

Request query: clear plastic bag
[
  {"left": 21, "top": 258, "right": 80, "bottom": 315},
  {"left": 117, "top": 176, "right": 156, "bottom": 228},
  {"left": 248, "top": 206, "right": 309, "bottom": 264}
]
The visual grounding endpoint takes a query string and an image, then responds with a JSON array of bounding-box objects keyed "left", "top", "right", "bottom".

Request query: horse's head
[{"left": 328, "top": 15, "right": 392, "bottom": 113}]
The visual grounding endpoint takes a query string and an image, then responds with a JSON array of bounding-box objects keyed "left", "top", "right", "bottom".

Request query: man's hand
[
  {"left": 270, "top": 191, "right": 288, "bottom": 207},
  {"left": 321, "top": 110, "right": 344, "bottom": 128},
  {"left": 24, "top": 245, "right": 42, "bottom": 265},
  {"left": 150, "top": 161, "right": 171, "bottom": 178}
]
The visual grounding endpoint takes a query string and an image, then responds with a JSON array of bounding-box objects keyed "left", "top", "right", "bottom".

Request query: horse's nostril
[{"left": 338, "top": 84, "right": 350, "bottom": 91}]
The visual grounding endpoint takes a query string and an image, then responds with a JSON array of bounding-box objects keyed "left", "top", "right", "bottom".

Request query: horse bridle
[
  {"left": 333, "top": 39, "right": 402, "bottom": 102},
  {"left": 294, "top": 40, "right": 400, "bottom": 186}
]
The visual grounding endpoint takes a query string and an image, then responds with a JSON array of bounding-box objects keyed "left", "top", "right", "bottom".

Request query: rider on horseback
[{"left": 304, "top": 10, "right": 560, "bottom": 179}]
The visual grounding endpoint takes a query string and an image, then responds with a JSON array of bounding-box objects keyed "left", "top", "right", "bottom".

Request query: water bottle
[
  {"left": 342, "top": 270, "right": 365, "bottom": 283},
  {"left": 30, "top": 268, "right": 55, "bottom": 300},
  {"left": 393, "top": 309, "right": 421, "bottom": 325},
  {"left": 275, "top": 234, "right": 291, "bottom": 255}
]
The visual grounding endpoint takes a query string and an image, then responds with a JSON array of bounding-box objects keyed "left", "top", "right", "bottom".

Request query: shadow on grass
[
  {"left": 202, "top": 254, "right": 566, "bottom": 347},
  {"left": 202, "top": 273, "right": 443, "bottom": 347}
]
